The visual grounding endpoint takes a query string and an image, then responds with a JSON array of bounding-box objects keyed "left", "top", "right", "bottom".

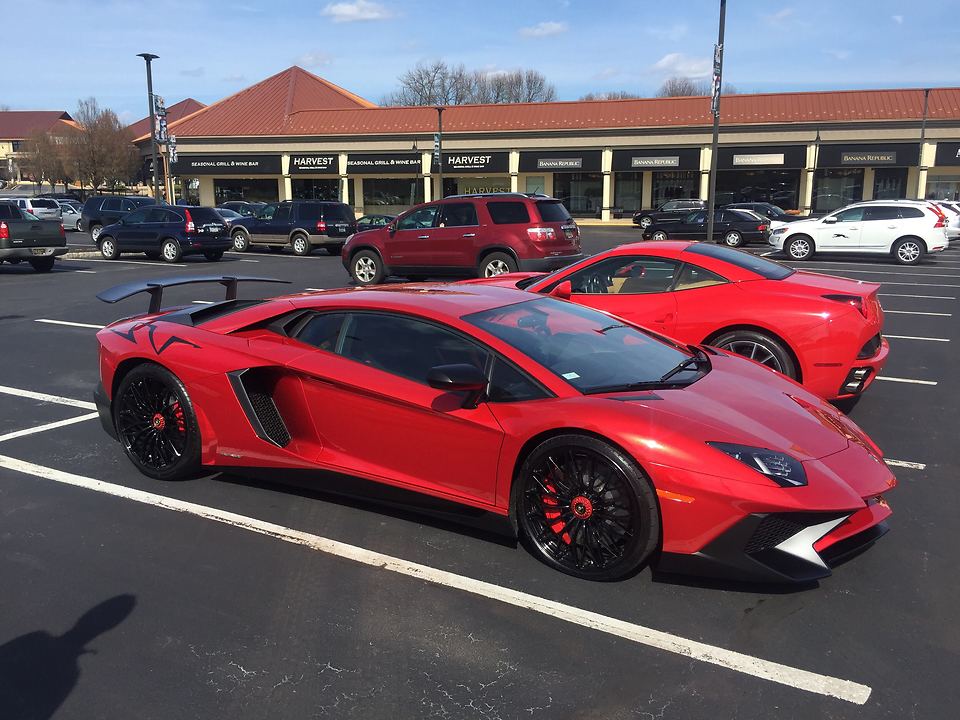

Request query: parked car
[
  {"left": 355, "top": 214, "right": 395, "bottom": 232},
  {"left": 770, "top": 200, "right": 950, "bottom": 265},
  {"left": 643, "top": 208, "right": 770, "bottom": 247},
  {"left": 218, "top": 201, "right": 266, "bottom": 217},
  {"left": 0, "top": 201, "right": 67, "bottom": 272},
  {"left": 934, "top": 200, "right": 960, "bottom": 241},
  {"left": 93, "top": 274, "right": 895, "bottom": 583},
  {"left": 214, "top": 207, "right": 244, "bottom": 229},
  {"left": 0, "top": 197, "right": 62, "bottom": 220},
  {"left": 80, "top": 195, "right": 157, "bottom": 241},
  {"left": 230, "top": 200, "right": 357, "bottom": 255},
  {"left": 632, "top": 199, "right": 706, "bottom": 229},
  {"left": 96, "top": 205, "right": 231, "bottom": 262},
  {"left": 724, "top": 202, "right": 806, "bottom": 223},
  {"left": 467, "top": 240, "right": 888, "bottom": 403},
  {"left": 55, "top": 200, "right": 82, "bottom": 231},
  {"left": 342, "top": 193, "right": 583, "bottom": 285}
]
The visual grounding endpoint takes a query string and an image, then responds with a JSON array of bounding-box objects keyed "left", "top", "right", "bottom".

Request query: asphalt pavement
[{"left": 1, "top": 227, "right": 958, "bottom": 719}]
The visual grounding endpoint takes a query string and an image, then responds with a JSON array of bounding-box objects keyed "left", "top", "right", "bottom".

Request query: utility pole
[
  {"left": 917, "top": 88, "right": 930, "bottom": 199},
  {"left": 706, "top": 0, "right": 726, "bottom": 244},
  {"left": 137, "top": 52, "right": 160, "bottom": 200},
  {"left": 435, "top": 106, "right": 445, "bottom": 199}
]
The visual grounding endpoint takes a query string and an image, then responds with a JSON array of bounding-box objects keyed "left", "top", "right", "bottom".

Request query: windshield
[
  {"left": 464, "top": 298, "right": 705, "bottom": 393},
  {"left": 685, "top": 243, "right": 794, "bottom": 280}
]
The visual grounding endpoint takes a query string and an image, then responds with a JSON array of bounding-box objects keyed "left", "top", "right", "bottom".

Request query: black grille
[
  {"left": 857, "top": 334, "right": 882, "bottom": 359},
  {"left": 247, "top": 390, "right": 291, "bottom": 447},
  {"left": 744, "top": 515, "right": 806, "bottom": 554}
]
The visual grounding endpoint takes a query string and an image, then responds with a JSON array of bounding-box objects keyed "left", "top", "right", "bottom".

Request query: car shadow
[
  {"left": 0, "top": 594, "right": 136, "bottom": 720},
  {"left": 649, "top": 569, "right": 817, "bottom": 595}
]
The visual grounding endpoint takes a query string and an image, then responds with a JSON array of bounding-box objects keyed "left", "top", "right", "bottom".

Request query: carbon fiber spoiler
[{"left": 96, "top": 275, "right": 291, "bottom": 314}]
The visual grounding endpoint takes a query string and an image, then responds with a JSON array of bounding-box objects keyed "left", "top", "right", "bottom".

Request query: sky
[{"left": 1, "top": 0, "right": 957, "bottom": 124}]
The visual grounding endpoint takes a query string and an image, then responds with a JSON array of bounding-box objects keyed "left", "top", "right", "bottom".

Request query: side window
[
  {"left": 674, "top": 264, "right": 728, "bottom": 291},
  {"left": 163, "top": 209, "right": 184, "bottom": 223},
  {"left": 0, "top": 204, "right": 13, "bottom": 220},
  {"left": 863, "top": 206, "right": 901, "bottom": 221},
  {"left": 295, "top": 313, "right": 348, "bottom": 353},
  {"left": 661, "top": 201, "right": 680, "bottom": 211},
  {"left": 102, "top": 198, "right": 123, "bottom": 211},
  {"left": 487, "top": 357, "right": 547, "bottom": 403},
  {"left": 297, "top": 203, "right": 322, "bottom": 221},
  {"left": 259, "top": 204, "right": 277, "bottom": 220},
  {"left": 487, "top": 202, "right": 531, "bottom": 224},
  {"left": 122, "top": 199, "right": 137, "bottom": 211},
  {"left": 686, "top": 211, "right": 706, "bottom": 224},
  {"left": 357, "top": 217, "right": 370, "bottom": 228},
  {"left": 273, "top": 205, "right": 292, "bottom": 222},
  {"left": 123, "top": 209, "right": 150, "bottom": 224},
  {"left": 565, "top": 256, "right": 681, "bottom": 295},
  {"left": 339, "top": 313, "right": 488, "bottom": 385},
  {"left": 898, "top": 206, "right": 925, "bottom": 219},
  {"left": 396, "top": 205, "right": 439, "bottom": 231},
  {"left": 438, "top": 202, "right": 478, "bottom": 227},
  {"left": 834, "top": 207, "right": 865, "bottom": 222}
]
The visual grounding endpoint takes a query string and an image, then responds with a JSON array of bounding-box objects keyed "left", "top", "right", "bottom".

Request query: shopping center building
[{"left": 139, "top": 67, "right": 960, "bottom": 219}]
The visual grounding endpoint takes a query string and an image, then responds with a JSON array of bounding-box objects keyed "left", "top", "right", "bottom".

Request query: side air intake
[{"left": 228, "top": 370, "right": 291, "bottom": 448}]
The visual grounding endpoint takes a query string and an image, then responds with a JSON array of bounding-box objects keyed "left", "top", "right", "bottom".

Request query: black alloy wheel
[
  {"left": 710, "top": 329, "right": 797, "bottom": 379},
  {"left": 515, "top": 435, "right": 659, "bottom": 581},
  {"left": 113, "top": 364, "right": 201, "bottom": 480}
]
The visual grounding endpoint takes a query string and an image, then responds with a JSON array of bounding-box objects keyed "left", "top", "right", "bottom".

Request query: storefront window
[
  {"left": 443, "top": 176, "right": 510, "bottom": 196},
  {"left": 553, "top": 172, "right": 603, "bottom": 217},
  {"left": 926, "top": 175, "right": 960, "bottom": 201},
  {"left": 813, "top": 169, "right": 864, "bottom": 213},
  {"left": 715, "top": 169, "right": 800, "bottom": 210},
  {"left": 214, "top": 178, "right": 279, "bottom": 204},
  {"left": 873, "top": 167, "right": 908, "bottom": 200},
  {"left": 613, "top": 172, "right": 643, "bottom": 213},
  {"left": 651, "top": 171, "right": 699, "bottom": 207},
  {"left": 362, "top": 178, "right": 424, "bottom": 215},
  {"left": 525, "top": 176, "right": 546, "bottom": 194},
  {"left": 292, "top": 178, "right": 340, "bottom": 200}
]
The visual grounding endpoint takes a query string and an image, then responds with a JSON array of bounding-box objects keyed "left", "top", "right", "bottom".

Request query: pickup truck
[{"left": 0, "top": 201, "right": 67, "bottom": 272}]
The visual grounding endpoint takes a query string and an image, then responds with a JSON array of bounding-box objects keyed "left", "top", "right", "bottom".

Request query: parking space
[{"left": 1, "top": 229, "right": 959, "bottom": 718}]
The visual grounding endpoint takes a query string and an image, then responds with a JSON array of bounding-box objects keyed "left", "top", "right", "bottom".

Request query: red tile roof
[
  {"left": 127, "top": 98, "right": 205, "bottom": 140},
  {"left": 136, "top": 66, "right": 374, "bottom": 141},
  {"left": 163, "top": 82, "right": 960, "bottom": 139},
  {"left": 0, "top": 111, "right": 76, "bottom": 140}
]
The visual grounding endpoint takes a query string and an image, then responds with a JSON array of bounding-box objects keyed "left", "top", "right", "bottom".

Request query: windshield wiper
[
  {"left": 596, "top": 323, "right": 629, "bottom": 334},
  {"left": 659, "top": 345, "right": 711, "bottom": 382}
]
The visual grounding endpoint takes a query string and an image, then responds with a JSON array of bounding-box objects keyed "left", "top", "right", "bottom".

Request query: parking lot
[{"left": 1, "top": 226, "right": 958, "bottom": 719}]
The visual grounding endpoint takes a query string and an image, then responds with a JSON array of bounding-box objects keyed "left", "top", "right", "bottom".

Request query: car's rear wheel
[
  {"left": 480, "top": 252, "right": 517, "bottom": 278},
  {"left": 291, "top": 233, "right": 312, "bottom": 256},
  {"left": 232, "top": 230, "right": 250, "bottom": 252},
  {"left": 90, "top": 224, "right": 102, "bottom": 242},
  {"left": 723, "top": 230, "right": 744, "bottom": 247},
  {"left": 99, "top": 237, "right": 119, "bottom": 260},
  {"left": 351, "top": 250, "right": 384, "bottom": 285},
  {"left": 75, "top": 219, "right": 82, "bottom": 231},
  {"left": 710, "top": 330, "right": 797, "bottom": 378},
  {"left": 29, "top": 257, "right": 55, "bottom": 272},
  {"left": 893, "top": 237, "right": 924, "bottom": 265},
  {"left": 515, "top": 434, "right": 660, "bottom": 581},
  {"left": 651, "top": 230, "right": 668, "bottom": 241},
  {"left": 203, "top": 250, "right": 224, "bottom": 261},
  {"left": 786, "top": 235, "right": 814, "bottom": 260},
  {"left": 160, "top": 239, "right": 182, "bottom": 263},
  {"left": 113, "top": 363, "right": 201, "bottom": 481}
]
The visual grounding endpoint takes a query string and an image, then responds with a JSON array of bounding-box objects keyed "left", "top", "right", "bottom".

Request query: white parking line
[
  {"left": 885, "top": 459, "right": 927, "bottom": 470},
  {"left": 883, "top": 310, "right": 952, "bottom": 317},
  {"left": 0, "top": 412, "right": 99, "bottom": 443},
  {"left": 0, "top": 385, "right": 96, "bottom": 410},
  {"left": 74, "top": 270, "right": 97, "bottom": 274},
  {"left": 304, "top": 287, "right": 325, "bottom": 292},
  {"left": 69, "top": 257, "right": 187, "bottom": 268},
  {"left": 191, "top": 300, "right": 215, "bottom": 305},
  {"left": 238, "top": 259, "right": 259, "bottom": 263},
  {"left": 801, "top": 269, "right": 960, "bottom": 278},
  {"left": 879, "top": 293, "right": 955, "bottom": 300},
  {"left": 879, "top": 281, "right": 960, "bottom": 288},
  {"left": 35, "top": 319, "right": 106, "bottom": 330},
  {"left": 0, "top": 453, "right": 871, "bottom": 705},
  {"left": 884, "top": 334, "right": 950, "bottom": 342},
  {"left": 877, "top": 376, "right": 938, "bottom": 386}
]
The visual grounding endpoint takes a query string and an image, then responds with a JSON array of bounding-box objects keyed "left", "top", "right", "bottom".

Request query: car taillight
[
  {"left": 758, "top": 224, "right": 768, "bottom": 232},
  {"left": 823, "top": 293, "right": 866, "bottom": 317},
  {"left": 316, "top": 220, "right": 327, "bottom": 233},
  {"left": 184, "top": 208, "right": 195, "bottom": 234},
  {"left": 59, "top": 223, "right": 65, "bottom": 237},
  {"left": 930, "top": 204, "right": 947, "bottom": 228},
  {"left": 526, "top": 226, "right": 557, "bottom": 242},
  {"left": 0, "top": 221, "right": 7, "bottom": 240}
]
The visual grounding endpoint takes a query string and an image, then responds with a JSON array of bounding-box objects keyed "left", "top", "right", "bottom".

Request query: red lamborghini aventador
[
  {"left": 94, "top": 275, "right": 895, "bottom": 583},
  {"left": 467, "top": 241, "right": 889, "bottom": 402}
]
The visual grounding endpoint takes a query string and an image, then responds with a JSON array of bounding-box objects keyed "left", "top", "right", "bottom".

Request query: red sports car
[
  {"left": 467, "top": 241, "right": 889, "bottom": 402},
  {"left": 94, "top": 275, "right": 895, "bottom": 583}
]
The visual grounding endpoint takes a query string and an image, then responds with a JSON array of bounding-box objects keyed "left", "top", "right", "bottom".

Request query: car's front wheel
[
  {"left": 351, "top": 250, "right": 384, "bottom": 285},
  {"left": 160, "top": 239, "right": 182, "bottom": 263},
  {"left": 723, "top": 230, "right": 744, "bottom": 247},
  {"left": 638, "top": 215, "right": 653, "bottom": 228},
  {"left": 710, "top": 330, "right": 798, "bottom": 379},
  {"left": 100, "top": 236, "right": 119, "bottom": 260},
  {"left": 893, "top": 237, "right": 924, "bottom": 265},
  {"left": 113, "top": 363, "right": 201, "bottom": 481},
  {"left": 480, "top": 252, "right": 518, "bottom": 277},
  {"left": 651, "top": 230, "right": 668, "bottom": 241},
  {"left": 786, "top": 235, "right": 814, "bottom": 260},
  {"left": 514, "top": 434, "right": 660, "bottom": 581},
  {"left": 90, "top": 224, "right": 102, "bottom": 242}
]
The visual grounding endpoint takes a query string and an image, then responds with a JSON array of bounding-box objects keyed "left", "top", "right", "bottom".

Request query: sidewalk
[{"left": 576, "top": 218, "right": 634, "bottom": 226}]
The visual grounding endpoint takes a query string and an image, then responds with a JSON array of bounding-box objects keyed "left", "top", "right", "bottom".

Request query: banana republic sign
[
  {"left": 842, "top": 151, "right": 896, "bottom": 165},
  {"left": 289, "top": 154, "right": 338, "bottom": 174}
]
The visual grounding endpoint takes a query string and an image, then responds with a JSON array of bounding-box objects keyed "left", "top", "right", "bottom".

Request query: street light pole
[
  {"left": 706, "top": 0, "right": 727, "bottom": 244},
  {"left": 137, "top": 52, "right": 160, "bottom": 200},
  {"left": 917, "top": 88, "right": 930, "bottom": 199},
  {"left": 435, "top": 106, "right": 445, "bottom": 199}
]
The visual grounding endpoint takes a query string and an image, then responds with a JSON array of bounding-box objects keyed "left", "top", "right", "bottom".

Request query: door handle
[
  {"left": 417, "top": 234, "right": 430, "bottom": 239},
  {"left": 654, "top": 313, "right": 674, "bottom": 323},
  {"left": 887, "top": 225, "right": 898, "bottom": 229},
  {"left": 833, "top": 234, "right": 848, "bottom": 238},
  {"left": 462, "top": 233, "right": 476, "bottom": 238}
]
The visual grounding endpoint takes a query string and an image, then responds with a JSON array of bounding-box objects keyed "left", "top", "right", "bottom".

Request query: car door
[
  {"left": 384, "top": 204, "right": 440, "bottom": 268},
  {"left": 112, "top": 208, "right": 152, "bottom": 250},
  {"left": 674, "top": 211, "right": 708, "bottom": 240},
  {"left": 265, "top": 203, "right": 293, "bottom": 244},
  {"left": 430, "top": 202, "right": 480, "bottom": 266},
  {"left": 670, "top": 262, "right": 739, "bottom": 343},
  {"left": 558, "top": 255, "right": 680, "bottom": 336},
  {"left": 816, "top": 207, "right": 863, "bottom": 250},
  {"left": 286, "top": 311, "right": 505, "bottom": 506},
  {"left": 248, "top": 203, "right": 277, "bottom": 243},
  {"left": 860, "top": 205, "right": 903, "bottom": 251}
]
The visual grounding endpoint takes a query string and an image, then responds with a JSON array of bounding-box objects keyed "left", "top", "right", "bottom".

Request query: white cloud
[
  {"left": 520, "top": 21, "right": 568, "bottom": 37},
  {"left": 297, "top": 51, "right": 333, "bottom": 67},
  {"left": 824, "top": 49, "right": 852, "bottom": 61},
  {"left": 763, "top": 7, "right": 794, "bottom": 23},
  {"left": 652, "top": 53, "right": 710, "bottom": 79},
  {"left": 321, "top": 0, "right": 391, "bottom": 23},
  {"left": 892, "top": 15, "right": 904, "bottom": 24},
  {"left": 644, "top": 23, "right": 688, "bottom": 42}
]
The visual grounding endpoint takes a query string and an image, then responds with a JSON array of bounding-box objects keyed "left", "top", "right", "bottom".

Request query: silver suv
[{"left": 0, "top": 197, "right": 62, "bottom": 220}]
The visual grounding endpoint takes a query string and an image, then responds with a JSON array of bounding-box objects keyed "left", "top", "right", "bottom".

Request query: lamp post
[
  {"left": 917, "top": 88, "right": 930, "bottom": 199},
  {"left": 434, "top": 106, "right": 445, "bottom": 199},
  {"left": 705, "top": 0, "right": 727, "bottom": 244},
  {"left": 137, "top": 52, "right": 160, "bottom": 200}
]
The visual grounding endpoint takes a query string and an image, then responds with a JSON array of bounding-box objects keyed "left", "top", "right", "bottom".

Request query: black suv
[
  {"left": 230, "top": 200, "right": 357, "bottom": 255},
  {"left": 81, "top": 195, "right": 157, "bottom": 241},
  {"left": 632, "top": 199, "right": 707, "bottom": 229},
  {"left": 95, "top": 206, "right": 231, "bottom": 263}
]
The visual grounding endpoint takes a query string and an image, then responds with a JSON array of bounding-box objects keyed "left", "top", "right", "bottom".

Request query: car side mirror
[
  {"left": 548, "top": 280, "right": 572, "bottom": 300},
  {"left": 823, "top": 216, "right": 837, "bottom": 224},
  {"left": 427, "top": 364, "right": 487, "bottom": 409},
  {"left": 387, "top": 222, "right": 396, "bottom": 235},
  {"left": 118, "top": 217, "right": 126, "bottom": 225}
]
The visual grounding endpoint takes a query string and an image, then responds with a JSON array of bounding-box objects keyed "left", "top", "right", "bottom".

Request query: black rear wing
[{"left": 96, "top": 275, "right": 291, "bottom": 314}]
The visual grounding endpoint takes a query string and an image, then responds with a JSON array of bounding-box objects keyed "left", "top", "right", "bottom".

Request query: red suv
[{"left": 342, "top": 193, "right": 583, "bottom": 285}]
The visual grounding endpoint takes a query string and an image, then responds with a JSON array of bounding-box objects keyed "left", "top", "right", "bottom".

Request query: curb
[{"left": 64, "top": 249, "right": 102, "bottom": 260}]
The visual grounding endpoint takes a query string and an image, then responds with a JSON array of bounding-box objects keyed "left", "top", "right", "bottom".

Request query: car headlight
[
  {"left": 772, "top": 227, "right": 788, "bottom": 235},
  {"left": 707, "top": 442, "right": 807, "bottom": 487}
]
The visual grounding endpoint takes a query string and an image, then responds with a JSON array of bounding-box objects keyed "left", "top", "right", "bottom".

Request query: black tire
[
  {"left": 160, "top": 239, "right": 182, "bottom": 263},
  {"left": 723, "top": 230, "right": 744, "bottom": 248},
  {"left": 892, "top": 237, "right": 924, "bottom": 266},
  {"left": 650, "top": 230, "right": 668, "bottom": 241},
  {"left": 290, "top": 233, "right": 312, "bottom": 256},
  {"left": 709, "top": 329, "right": 798, "bottom": 379},
  {"left": 479, "top": 251, "right": 518, "bottom": 278},
  {"left": 99, "top": 236, "right": 119, "bottom": 260},
  {"left": 89, "top": 224, "right": 103, "bottom": 242},
  {"left": 786, "top": 234, "right": 814, "bottom": 260},
  {"left": 350, "top": 249, "right": 384, "bottom": 285},
  {"left": 513, "top": 434, "right": 660, "bottom": 581},
  {"left": 112, "top": 363, "right": 201, "bottom": 481},
  {"left": 29, "top": 256, "right": 56, "bottom": 272},
  {"left": 327, "top": 243, "right": 344, "bottom": 256},
  {"left": 232, "top": 230, "right": 250, "bottom": 252},
  {"left": 638, "top": 215, "right": 654, "bottom": 229},
  {"left": 203, "top": 250, "right": 224, "bottom": 261}
]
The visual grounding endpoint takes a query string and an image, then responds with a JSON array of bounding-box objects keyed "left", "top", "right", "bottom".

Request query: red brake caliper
[
  {"left": 171, "top": 401, "right": 185, "bottom": 433},
  {"left": 542, "top": 475, "right": 574, "bottom": 545}
]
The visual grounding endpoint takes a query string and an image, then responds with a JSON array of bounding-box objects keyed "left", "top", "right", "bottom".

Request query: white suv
[{"left": 770, "top": 200, "right": 949, "bottom": 265}]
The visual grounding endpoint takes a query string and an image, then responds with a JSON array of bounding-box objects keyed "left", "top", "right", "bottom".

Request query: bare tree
[
  {"left": 579, "top": 91, "right": 642, "bottom": 101},
  {"left": 383, "top": 62, "right": 557, "bottom": 105},
  {"left": 23, "top": 130, "right": 66, "bottom": 192},
  {"left": 70, "top": 98, "right": 139, "bottom": 191},
  {"left": 656, "top": 77, "right": 710, "bottom": 97}
]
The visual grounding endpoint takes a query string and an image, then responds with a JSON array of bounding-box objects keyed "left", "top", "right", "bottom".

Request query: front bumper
[
  {"left": 0, "top": 246, "right": 68, "bottom": 259},
  {"left": 517, "top": 253, "right": 585, "bottom": 272},
  {"left": 93, "top": 382, "right": 117, "bottom": 440}
]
